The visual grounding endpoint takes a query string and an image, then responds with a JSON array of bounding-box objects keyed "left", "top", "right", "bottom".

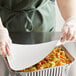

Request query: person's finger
[
  {"left": 69, "top": 29, "right": 76, "bottom": 41},
  {"left": 0, "top": 39, "right": 11, "bottom": 56},
  {"left": 5, "top": 42, "right": 10, "bottom": 56},
  {"left": 6, "top": 39, "right": 12, "bottom": 56},
  {"left": 66, "top": 28, "right": 72, "bottom": 40},
  {"left": 61, "top": 30, "right": 67, "bottom": 42},
  {"left": 0, "top": 46, "right": 6, "bottom": 56},
  {"left": 0, "top": 47, "right": 6, "bottom": 56},
  {"left": 69, "top": 31, "right": 76, "bottom": 41},
  {"left": 61, "top": 35, "right": 66, "bottom": 42},
  {"left": 70, "top": 36, "right": 75, "bottom": 41},
  {"left": 0, "top": 48, "right": 3, "bottom": 55},
  {"left": 0, "top": 42, "right": 3, "bottom": 46},
  {"left": 0, "top": 41, "right": 11, "bottom": 56},
  {"left": 0, "top": 42, "right": 7, "bottom": 56},
  {"left": 61, "top": 25, "right": 68, "bottom": 42},
  {"left": 61, "top": 36, "right": 65, "bottom": 42}
]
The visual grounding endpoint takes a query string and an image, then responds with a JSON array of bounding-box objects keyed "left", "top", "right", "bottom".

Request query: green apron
[{"left": 0, "top": 0, "right": 56, "bottom": 32}]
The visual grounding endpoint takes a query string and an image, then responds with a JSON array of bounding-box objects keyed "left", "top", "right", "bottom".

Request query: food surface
[{"left": 16, "top": 46, "right": 71, "bottom": 72}]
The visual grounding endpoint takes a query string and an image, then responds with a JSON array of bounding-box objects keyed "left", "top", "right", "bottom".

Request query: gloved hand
[
  {"left": 61, "top": 17, "right": 76, "bottom": 42},
  {"left": 0, "top": 19, "right": 12, "bottom": 56}
]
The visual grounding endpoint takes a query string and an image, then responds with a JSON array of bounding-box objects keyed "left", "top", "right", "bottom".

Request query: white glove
[
  {"left": 61, "top": 17, "right": 76, "bottom": 42},
  {"left": 0, "top": 20, "right": 12, "bottom": 56}
]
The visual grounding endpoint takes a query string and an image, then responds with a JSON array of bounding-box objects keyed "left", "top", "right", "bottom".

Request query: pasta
[{"left": 16, "top": 46, "right": 71, "bottom": 72}]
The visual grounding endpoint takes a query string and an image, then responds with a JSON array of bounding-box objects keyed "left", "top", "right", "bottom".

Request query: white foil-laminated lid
[{"left": 6, "top": 40, "right": 58, "bottom": 71}]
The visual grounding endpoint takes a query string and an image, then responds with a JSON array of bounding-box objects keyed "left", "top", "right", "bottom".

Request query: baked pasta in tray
[{"left": 14, "top": 45, "right": 71, "bottom": 72}]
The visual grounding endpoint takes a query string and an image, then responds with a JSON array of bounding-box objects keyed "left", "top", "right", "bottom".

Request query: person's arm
[
  {"left": 0, "top": 18, "right": 12, "bottom": 56},
  {"left": 57, "top": 0, "right": 76, "bottom": 20},
  {"left": 57, "top": 0, "right": 76, "bottom": 41}
]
